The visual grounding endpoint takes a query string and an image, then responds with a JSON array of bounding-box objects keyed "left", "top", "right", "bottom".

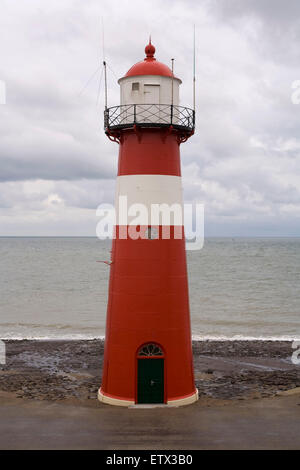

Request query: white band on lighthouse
[{"left": 115, "top": 174, "right": 184, "bottom": 226}]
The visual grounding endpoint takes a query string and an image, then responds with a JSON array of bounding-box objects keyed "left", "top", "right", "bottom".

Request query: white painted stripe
[
  {"left": 167, "top": 389, "right": 199, "bottom": 407},
  {"left": 115, "top": 174, "right": 183, "bottom": 226},
  {"left": 98, "top": 389, "right": 198, "bottom": 407},
  {"left": 98, "top": 389, "right": 134, "bottom": 407}
]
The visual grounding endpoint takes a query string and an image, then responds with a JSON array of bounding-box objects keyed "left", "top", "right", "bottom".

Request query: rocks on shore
[{"left": 0, "top": 339, "right": 299, "bottom": 403}]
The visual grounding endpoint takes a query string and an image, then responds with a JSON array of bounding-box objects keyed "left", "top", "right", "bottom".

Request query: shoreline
[
  {"left": 0, "top": 339, "right": 299, "bottom": 402},
  {"left": 1, "top": 335, "right": 299, "bottom": 341}
]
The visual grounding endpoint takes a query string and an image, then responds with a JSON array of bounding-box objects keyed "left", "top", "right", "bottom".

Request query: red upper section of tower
[{"left": 124, "top": 39, "right": 174, "bottom": 78}]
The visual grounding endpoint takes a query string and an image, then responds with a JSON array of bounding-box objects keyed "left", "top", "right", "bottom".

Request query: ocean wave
[
  {"left": 0, "top": 334, "right": 105, "bottom": 340},
  {"left": 1, "top": 334, "right": 299, "bottom": 341},
  {"left": 191, "top": 334, "right": 300, "bottom": 341}
]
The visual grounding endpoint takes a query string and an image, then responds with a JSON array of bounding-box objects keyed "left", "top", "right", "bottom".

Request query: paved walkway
[{"left": 0, "top": 394, "right": 300, "bottom": 449}]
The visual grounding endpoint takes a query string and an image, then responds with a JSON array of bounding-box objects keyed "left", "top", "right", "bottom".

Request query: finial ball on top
[{"left": 145, "top": 39, "right": 155, "bottom": 59}]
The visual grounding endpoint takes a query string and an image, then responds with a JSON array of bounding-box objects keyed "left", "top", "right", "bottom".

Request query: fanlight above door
[{"left": 138, "top": 343, "right": 164, "bottom": 357}]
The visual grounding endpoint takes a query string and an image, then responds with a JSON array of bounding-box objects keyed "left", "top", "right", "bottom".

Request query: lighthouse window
[
  {"left": 132, "top": 82, "right": 139, "bottom": 91},
  {"left": 138, "top": 343, "right": 163, "bottom": 357}
]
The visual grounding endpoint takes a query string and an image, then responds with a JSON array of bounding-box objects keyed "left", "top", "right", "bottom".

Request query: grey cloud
[
  {"left": 211, "top": 0, "right": 300, "bottom": 65},
  {"left": 0, "top": 0, "right": 300, "bottom": 235},
  {"left": 0, "top": 124, "right": 116, "bottom": 182},
  {"left": 212, "top": 0, "right": 300, "bottom": 24}
]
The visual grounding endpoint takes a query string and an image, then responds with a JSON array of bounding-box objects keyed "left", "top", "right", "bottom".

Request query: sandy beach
[{"left": 0, "top": 339, "right": 300, "bottom": 449}]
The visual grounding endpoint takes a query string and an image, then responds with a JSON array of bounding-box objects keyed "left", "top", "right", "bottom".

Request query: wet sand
[{"left": 0, "top": 339, "right": 300, "bottom": 449}]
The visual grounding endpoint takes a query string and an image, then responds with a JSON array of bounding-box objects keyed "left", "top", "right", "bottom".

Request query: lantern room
[
  {"left": 104, "top": 40, "right": 194, "bottom": 135},
  {"left": 118, "top": 40, "right": 181, "bottom": 107}
]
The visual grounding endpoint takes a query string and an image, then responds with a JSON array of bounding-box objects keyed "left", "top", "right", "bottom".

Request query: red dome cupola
[{"left": 123, "top": 39, "right": 176, "bottom": 79}]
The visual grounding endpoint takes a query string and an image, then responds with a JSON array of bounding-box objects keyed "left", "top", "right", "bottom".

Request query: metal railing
[{"left": 104, "top": 104, "right": 195, "bottom": 132}]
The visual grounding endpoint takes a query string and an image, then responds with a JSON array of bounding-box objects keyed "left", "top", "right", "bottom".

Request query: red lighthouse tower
[{"left": 99, "top": 41, "right": 198, "bottom": 406}]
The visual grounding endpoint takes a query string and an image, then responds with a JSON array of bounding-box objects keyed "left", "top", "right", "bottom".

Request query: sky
[{"left": 0, "top": 0, "right": 300, "bottom": 237}]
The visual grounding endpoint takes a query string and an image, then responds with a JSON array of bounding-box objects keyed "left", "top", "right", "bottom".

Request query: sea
[{"left": 0, "top": 237, "right": 299, "bottom": 341}]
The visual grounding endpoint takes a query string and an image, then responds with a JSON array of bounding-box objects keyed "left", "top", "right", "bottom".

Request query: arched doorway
[{"left": 136, "top": 343, "right": 165, "bottom": 404}]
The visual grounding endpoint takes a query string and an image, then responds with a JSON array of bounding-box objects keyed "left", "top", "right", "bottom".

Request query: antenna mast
[
  {"left": 103, "top": 60, "right": 108, "bottom": 110},
  {"left": 193, "top": 25, "right": 196, "bottom": 111},
  {"left": 102, "top": 17, "right": 108, "bottom": 110}
]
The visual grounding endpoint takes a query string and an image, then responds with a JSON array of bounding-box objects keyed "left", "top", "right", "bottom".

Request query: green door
[{"left": 137, "top": 359, "right": 164, "bottom": 404}]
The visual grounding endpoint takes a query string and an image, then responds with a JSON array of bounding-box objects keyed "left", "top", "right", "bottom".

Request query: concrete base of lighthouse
[{"left": 98, "top": 388, "right": 198, "bottom": 408}]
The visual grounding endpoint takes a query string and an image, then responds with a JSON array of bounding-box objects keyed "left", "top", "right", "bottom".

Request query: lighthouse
[{"left": 98, "top": 40, "right": 198, "bottom": 406}]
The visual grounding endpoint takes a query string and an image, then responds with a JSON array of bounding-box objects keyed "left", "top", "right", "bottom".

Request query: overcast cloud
[{"left": 0, "top": 0, "right": 299, "bottom": 236}]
